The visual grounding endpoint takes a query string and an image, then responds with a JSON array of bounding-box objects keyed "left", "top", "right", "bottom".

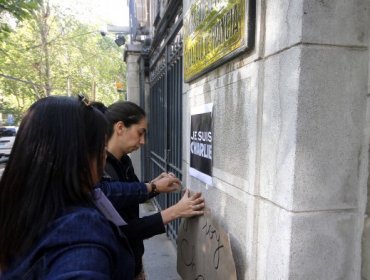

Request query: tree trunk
[{"left": 37, "top": 0, "right": 52, "bottom": 96}]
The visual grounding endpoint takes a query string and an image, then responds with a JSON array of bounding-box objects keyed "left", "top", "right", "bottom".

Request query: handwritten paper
[{"left": 177, "top": 214, "right": 237, "bottom": 280}]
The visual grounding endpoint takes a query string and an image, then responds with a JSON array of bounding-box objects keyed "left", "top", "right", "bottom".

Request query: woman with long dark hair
[
  {"left": 102, "top": 101, "right": 205, "bottom": 279},
  {"left": 0, "top": 96, "right": 134, "bottom": 279}
]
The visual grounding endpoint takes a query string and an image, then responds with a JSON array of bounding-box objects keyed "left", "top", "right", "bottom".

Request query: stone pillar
[
  {"left": 259, "top": 0, "right": 369, "bottom": 278},
  {"left": 124, "top": 43, "right": 143, "bottom": 180},
  {"left": 363, "top": 27, "right": 370, "bottom": 280}
]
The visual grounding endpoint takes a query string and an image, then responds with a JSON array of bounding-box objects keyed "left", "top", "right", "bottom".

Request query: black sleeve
[{"left": 120, "top": 212, "right": 165, "bottom": 240}]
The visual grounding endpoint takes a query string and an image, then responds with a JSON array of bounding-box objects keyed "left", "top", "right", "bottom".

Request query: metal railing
[{"left": 147, "top": 5, "right": 183, "bottom": 242}]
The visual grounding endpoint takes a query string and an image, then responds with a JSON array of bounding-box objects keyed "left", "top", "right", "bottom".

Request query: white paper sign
[{"left": 189, "top": 103, "right": 213, "bottom": 186}]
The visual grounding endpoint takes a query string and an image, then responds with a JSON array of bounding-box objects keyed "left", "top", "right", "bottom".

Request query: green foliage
[
  {"left": 0, "top": 0, "right": 41, "bottom": 39},
  {"left": 0, "top": 0, "right": 40, "bottom": 19},
  {"left": 0, "top": 1, "right": 126, "bottom": 123}
]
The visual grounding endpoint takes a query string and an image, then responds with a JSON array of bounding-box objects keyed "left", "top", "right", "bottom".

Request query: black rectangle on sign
[{"left": 190, "top": 112, "right": 212, "bottom": 176}]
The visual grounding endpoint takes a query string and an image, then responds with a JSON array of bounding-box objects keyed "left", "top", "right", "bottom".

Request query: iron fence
[{"left": 148, "top": 5, "right": 183, "bottom": 242}]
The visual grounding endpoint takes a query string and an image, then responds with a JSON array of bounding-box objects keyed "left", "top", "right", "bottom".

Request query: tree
[
  {"left": 0, "top": 0, "right": 41, "bottom": 39},
  {"left": 0, "top": 0, "right": 126, "bottom": 122}
]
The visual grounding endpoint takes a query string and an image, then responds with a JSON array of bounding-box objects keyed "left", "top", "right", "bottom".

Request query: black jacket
[{"left": 105, "top": 152, "right": 165, "bottom": 276}]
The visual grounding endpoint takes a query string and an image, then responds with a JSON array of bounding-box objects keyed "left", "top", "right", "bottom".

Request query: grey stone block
[
  {"left": 260, "top": 45, "right": 368, "bottom": 212},
  {"left": 363, "top": 218, "right": 370, "bottom": 279},
  {"left": 302, "top": 0, "right": 369, "bottom": 46}
]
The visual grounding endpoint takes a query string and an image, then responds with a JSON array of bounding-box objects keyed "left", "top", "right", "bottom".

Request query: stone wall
[
  {"left": 183, "top": 0, "right": 370, "bottom": 279},
  {"left": 363, "top": 32, "right": 370, "bottom": 280}
]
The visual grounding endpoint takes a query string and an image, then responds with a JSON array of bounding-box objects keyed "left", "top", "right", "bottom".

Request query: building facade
[{"left": 124, "top": 0, "right": 370, "bottom": 279}]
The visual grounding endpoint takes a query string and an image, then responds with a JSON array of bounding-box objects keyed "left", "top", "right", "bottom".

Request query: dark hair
[
  {"left": 0, "top": 96, "right": 108, "bottom": 269},
  {"left": 104, "top": 101, "right": 146, "bottom": 138},
  {"left": 90, "top": 101, "right": 108, "bottom": 114}
]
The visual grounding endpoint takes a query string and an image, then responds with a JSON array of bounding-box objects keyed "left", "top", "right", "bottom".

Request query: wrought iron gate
[{"left": 147, "top": 3, "right": 183, "bottom": 242}]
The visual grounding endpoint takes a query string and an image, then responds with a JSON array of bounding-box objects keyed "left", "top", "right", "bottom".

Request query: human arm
[
  {"left": 160, "top": 189, "right": 205, "bottom": 224},
  {"left": 98, "top": 175, "right": 181, "bottom": 210},
  {"left": 119, "top": 189, "right": 204, "bottom": 240},
  {"left": 120, "top": 212, "right": 166, "bottom": 240},
  {"left": 147, "top": 172, "right": 181, "bottom": 195},
  {"left": 105, "top": 155, "right": 179, "bottom": 194},
  {"left": 97, "top": 180, "right": 149, "bottom": 208}
]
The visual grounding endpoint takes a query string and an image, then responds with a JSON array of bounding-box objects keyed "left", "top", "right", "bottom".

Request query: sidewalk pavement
[{"left": 140, "top": 201, "right": 182, "bottom": 280}]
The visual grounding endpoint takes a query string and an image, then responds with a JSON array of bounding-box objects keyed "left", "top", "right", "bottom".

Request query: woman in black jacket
[{"left": 98, "top": 101, "right": 205, "bottom": 279}]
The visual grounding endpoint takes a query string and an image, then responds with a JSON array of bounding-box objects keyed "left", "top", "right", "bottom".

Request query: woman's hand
[
  {"left": 146, "top": 172, "right": 181, "bottom": 193},
  {"left": 151, "top": 172, "right": 169, "bottom": 182},
  {"left": 161, "top": 189, "right": 205, "bottom": 224}
]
